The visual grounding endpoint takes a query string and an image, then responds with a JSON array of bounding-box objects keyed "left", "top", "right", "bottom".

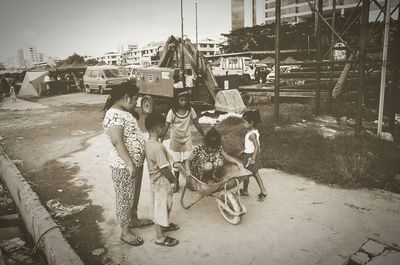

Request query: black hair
[
  {"left": 171, "top": 89, "right": 191, "bottom": 113},
  {"left": 242, "top": 109, "right": 261, "bottom": 127},
  {"left": 103, "top": 81, "right": 139, "bottom": 119},
  {"left": 145, "top": 113, "right": 165, "bottom": 132},
  {"left": 204, "top": 128, "right": 222, "bottom": 149}
]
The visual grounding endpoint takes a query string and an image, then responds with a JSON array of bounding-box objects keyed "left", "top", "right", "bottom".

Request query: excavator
[{"left": 136, "top": 35, "right": 246, "bottom": 114}]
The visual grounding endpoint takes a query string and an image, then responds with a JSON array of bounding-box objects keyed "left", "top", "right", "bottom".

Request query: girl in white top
[
  {"left": 162, "top": 89, "right": 205, "bottom": 192},
  {"left": 240, "top": 110, "right": 268, "bottom": 202}
]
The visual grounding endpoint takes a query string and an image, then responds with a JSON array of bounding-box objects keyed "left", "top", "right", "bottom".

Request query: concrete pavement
[{"left": 60, "top": 133, "right": 400, "bottom": 265}]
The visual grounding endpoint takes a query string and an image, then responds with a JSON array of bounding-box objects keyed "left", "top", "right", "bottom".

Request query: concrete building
[
  {"left": 264, "top": 0, "right": 399, "bottom": 24},
  {"left": 197, "top": 39, "right": 222, "bottom": 56},
  {"left": 232, "top": 0, "right": 245, "bottom": 30}
]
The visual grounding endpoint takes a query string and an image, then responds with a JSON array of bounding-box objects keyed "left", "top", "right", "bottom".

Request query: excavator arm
[{"left": 158, "top": 35, "right": 218, "bottom": 100}]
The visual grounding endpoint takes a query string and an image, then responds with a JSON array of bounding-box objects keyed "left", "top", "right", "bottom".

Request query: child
[
  {"left": 145, "top": 113, "right": 179, "bottom": 247},
  {"left": 186, "top": 128, "right": 241, "bottom": 184},
  {"left": 162, "top": 89, "right": 205, "bottom": 192},
  {"left": 240, "top": 110, "right": 268, "bottom": 202}
]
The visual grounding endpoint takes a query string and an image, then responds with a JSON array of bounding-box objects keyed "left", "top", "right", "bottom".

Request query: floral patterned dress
[{"left": 190, "top": 145, "right": 224, "bottom": 183}]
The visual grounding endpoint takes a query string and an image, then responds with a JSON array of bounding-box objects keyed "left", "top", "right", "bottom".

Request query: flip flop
[
  {"left": 257, "top": 193, "right": 267, "bottom": 202},
  {"left": 155, "top": 236, "right": 179, "bottom": 247},
  {"left": 120, "top": 236, "right": 144, "bottom": 246},
  {"left": 130, "top": 218, "right": 154, "bottom": 228},
  {"left": 163, "top": 223, "right": 179, "bottom": 232}
]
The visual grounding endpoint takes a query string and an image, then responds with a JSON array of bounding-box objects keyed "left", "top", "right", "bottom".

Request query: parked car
[{"left": 83, "top": 65, "right": 128, "bottom": 94}]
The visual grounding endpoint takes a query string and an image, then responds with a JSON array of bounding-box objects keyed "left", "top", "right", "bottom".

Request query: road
[{"left": 0, "top": 93, "right": 400, "bottom": 265}]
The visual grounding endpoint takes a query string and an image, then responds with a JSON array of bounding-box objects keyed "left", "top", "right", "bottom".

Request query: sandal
[
  {"left": 155, "top": 236, "right": 179, "bottom": 247},
  {"left": 163, "top": 223, "right": 179, "bottom": 232},
  {"left": 239, "top": 189, "right": 249, "bottom": 196},
  {"left": 257, "top": 193, "right": 267, "bottom": 202},
  {"left": 120, "top": 236, "right": 144, "bottom": 246},
  {"left": 130, "top": 218, "right": 154, "bottom": 228}
]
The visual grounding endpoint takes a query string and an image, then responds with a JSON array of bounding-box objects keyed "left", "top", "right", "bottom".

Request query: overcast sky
[{"left": 0, "top": 0, "right": 265, "bottom": 61}]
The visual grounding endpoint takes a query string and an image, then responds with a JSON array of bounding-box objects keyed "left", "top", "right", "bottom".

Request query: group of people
[{"left": 102, "top": 81, "right": 267, "bottom": 247}]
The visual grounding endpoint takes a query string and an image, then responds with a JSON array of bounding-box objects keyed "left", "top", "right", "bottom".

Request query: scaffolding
[{"left": 273, "top": 0, "right": 400, "bottom": 136}]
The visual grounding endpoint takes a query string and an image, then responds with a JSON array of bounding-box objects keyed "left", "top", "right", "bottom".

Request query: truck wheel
[
  {"left": 141, "top": 96, "right": 155, "bottom": 114},
  {"left": 241, "top": 92, "right": 253, "bottom": 105},
  {"left": 85, "top": 85, "right": 92, "bottom": 94}
]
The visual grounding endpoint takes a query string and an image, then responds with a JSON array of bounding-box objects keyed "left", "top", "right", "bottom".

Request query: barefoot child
[
  {"left": 162, "top": 89, "right": 205, "bottom": 192},
  {"left": 240, "top": 110, "right": 268, "bottom": 202},
  {"left": 145, "top": 113, "right": 179, "bottom": 247}
]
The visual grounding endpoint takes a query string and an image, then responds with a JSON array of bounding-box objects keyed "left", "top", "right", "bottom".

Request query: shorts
[
  {"left": 240, "top": 152, "right": 263, "bottom": 175},
  {"left": 168, "top": 150, "right": 191, "bottom": 172},
  {"left": 151, "top": 177, "right": 173, "bottom": 227}
]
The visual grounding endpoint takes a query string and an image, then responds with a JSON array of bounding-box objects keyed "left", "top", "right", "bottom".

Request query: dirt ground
[{"left": 1, "top": 93, "right": 400, "bottom": 265}]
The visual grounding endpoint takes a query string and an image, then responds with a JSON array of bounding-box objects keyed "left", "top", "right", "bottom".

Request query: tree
[{"left": 85, "top": 58, "right": 100, "bottom": 66}]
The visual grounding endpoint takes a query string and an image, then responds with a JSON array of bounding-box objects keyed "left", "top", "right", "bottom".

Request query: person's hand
[
  {"left": 127, "top": 162, "right": 136, "bottom": 177},
  {"left": 249, "top": 158, "right": 255, "bottom": 165}
]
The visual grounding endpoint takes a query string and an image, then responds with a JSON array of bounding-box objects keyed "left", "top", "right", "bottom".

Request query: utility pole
[
  {"left": 329, "top": 0, "right": 337, "bottom": 111},
  {"left": 181, "top": 0, "right": 186, "bottom": 87},
  {"left": 252, "top": 0, "right": 257, "bottom": 27},
  {"left": 274, "top": 0, "right": 281, "bottom": 125},
  {"left": 356, "top": 0, "right": 370, "bottom": 135},
  {"left": 377, "top": 0, "right": 391, "bottom": 135},
  {"left": 195, "top": 2, "right": 199, "bottom": 71},
  {"left": 315, "top": 0, "right": 322, "bottom": 115}
]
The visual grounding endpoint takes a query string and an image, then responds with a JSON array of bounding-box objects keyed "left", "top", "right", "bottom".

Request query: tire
[
  {"left": 141, "top": 95, "right": 155, "bottom": 114},
  {"left": 241, "top": 92, "right": 253, "bottom": 105},
  {"left": 85, "top": 85, "right": 92, "bottom": 94},
  {"left": 218, "top": 192, "right": 242, "bottom": 225},
  {"left": 99, "top": 86, "right": 104, "bottom": 95}
]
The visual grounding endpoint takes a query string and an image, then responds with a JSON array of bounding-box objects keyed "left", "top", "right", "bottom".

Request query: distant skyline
[{"left": 0, "top": 0, "right": 265, "bottom": 62}]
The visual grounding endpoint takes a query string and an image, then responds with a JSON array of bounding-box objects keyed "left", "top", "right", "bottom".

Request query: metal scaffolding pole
[
  {"left": 315, "top": 0, "right": 323, "bottom": 115},
  {"left": 181, "top": 0, "right": 186, "bottom": 87},
  {"left": 329, "top": 0, "right": 337, "bottom": 111},
  {"left": 377, "top": 0, "right": 391, "bottom": 135},
  {"left": 274, "top": 0, "right": 281, "bottom": 125},
  {"left": 356, "top": 0, "right": 370, "bottom": 135}
]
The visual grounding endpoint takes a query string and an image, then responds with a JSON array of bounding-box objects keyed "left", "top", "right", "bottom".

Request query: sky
[{"left": 0, "top": 0, "right": 265, "bottom": 62}]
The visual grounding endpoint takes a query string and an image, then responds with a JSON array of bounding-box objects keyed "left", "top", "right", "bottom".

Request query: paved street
[{"left": 1, "top": 93, "right": 400, "bottom": 265}]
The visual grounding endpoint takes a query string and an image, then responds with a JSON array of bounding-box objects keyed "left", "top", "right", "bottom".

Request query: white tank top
[{"left": 244, "top": 129, "right": 260, "bottom": 154}]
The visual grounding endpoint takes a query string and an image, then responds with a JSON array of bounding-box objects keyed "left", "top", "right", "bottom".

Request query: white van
[{"left": 83, "top": 65, "right": 128, "bottom": 94}]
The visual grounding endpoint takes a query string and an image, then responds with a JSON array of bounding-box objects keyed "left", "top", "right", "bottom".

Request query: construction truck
[
  {"left": 135, "top": 35, "right": 246, "bottom": 114},
  {"left": 212, "top": 57, "right": 255, "bottom": 84}
]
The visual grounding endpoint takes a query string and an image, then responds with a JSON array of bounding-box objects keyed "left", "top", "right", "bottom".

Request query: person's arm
[
  {"left": 193, "top": 118, "right": 205, "bottom": 138},
  {"left": 221, "top": 150, "right": 241, "bottom": 167},
  {"left": 160, "top": 167, "right": 177, "bottom": 185},
  {"left": 161, "top": 122, "right": 171, "bottom": 142},
  {"left": 185, "top": 152, "right": 196, "bottom": 177},
  {"left": 109, "top": 126, "right": 135, "bottom": 176},
  {"left": 248, "top": 133, "right": 260, "bottom": 165},
  {"left": 190, "top": 108, "right": 205, "bottom": 138}
]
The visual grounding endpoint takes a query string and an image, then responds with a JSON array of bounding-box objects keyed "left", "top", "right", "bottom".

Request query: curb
[{"left": 0, "top": 148, "right": 84, "bottom": 265}]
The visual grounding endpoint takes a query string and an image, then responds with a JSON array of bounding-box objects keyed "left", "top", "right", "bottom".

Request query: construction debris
[{"left": 46, "top": 199, "right": 90, "bottom": 218}]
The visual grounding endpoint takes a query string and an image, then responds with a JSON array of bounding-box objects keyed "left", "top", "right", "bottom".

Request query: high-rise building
[
  {"left": 232, "top": 0, "right": 245, "bottom": 30},
  {"left": 264, "top": 0, "right": 399, "bottom": 24}
]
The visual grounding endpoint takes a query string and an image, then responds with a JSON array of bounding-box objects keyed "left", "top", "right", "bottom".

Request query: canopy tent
[
  {"left": 66, "top": 61, "right": 86, "bottom": 71},
  {"left": 259, "top": 56, "right": 275, "bottom": 65},
  {"left": 282, "top": 56, "right": 302, "bottom": 63},
  {"left": 18, "top": 71, "right": 48, "bottom": 97}
]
